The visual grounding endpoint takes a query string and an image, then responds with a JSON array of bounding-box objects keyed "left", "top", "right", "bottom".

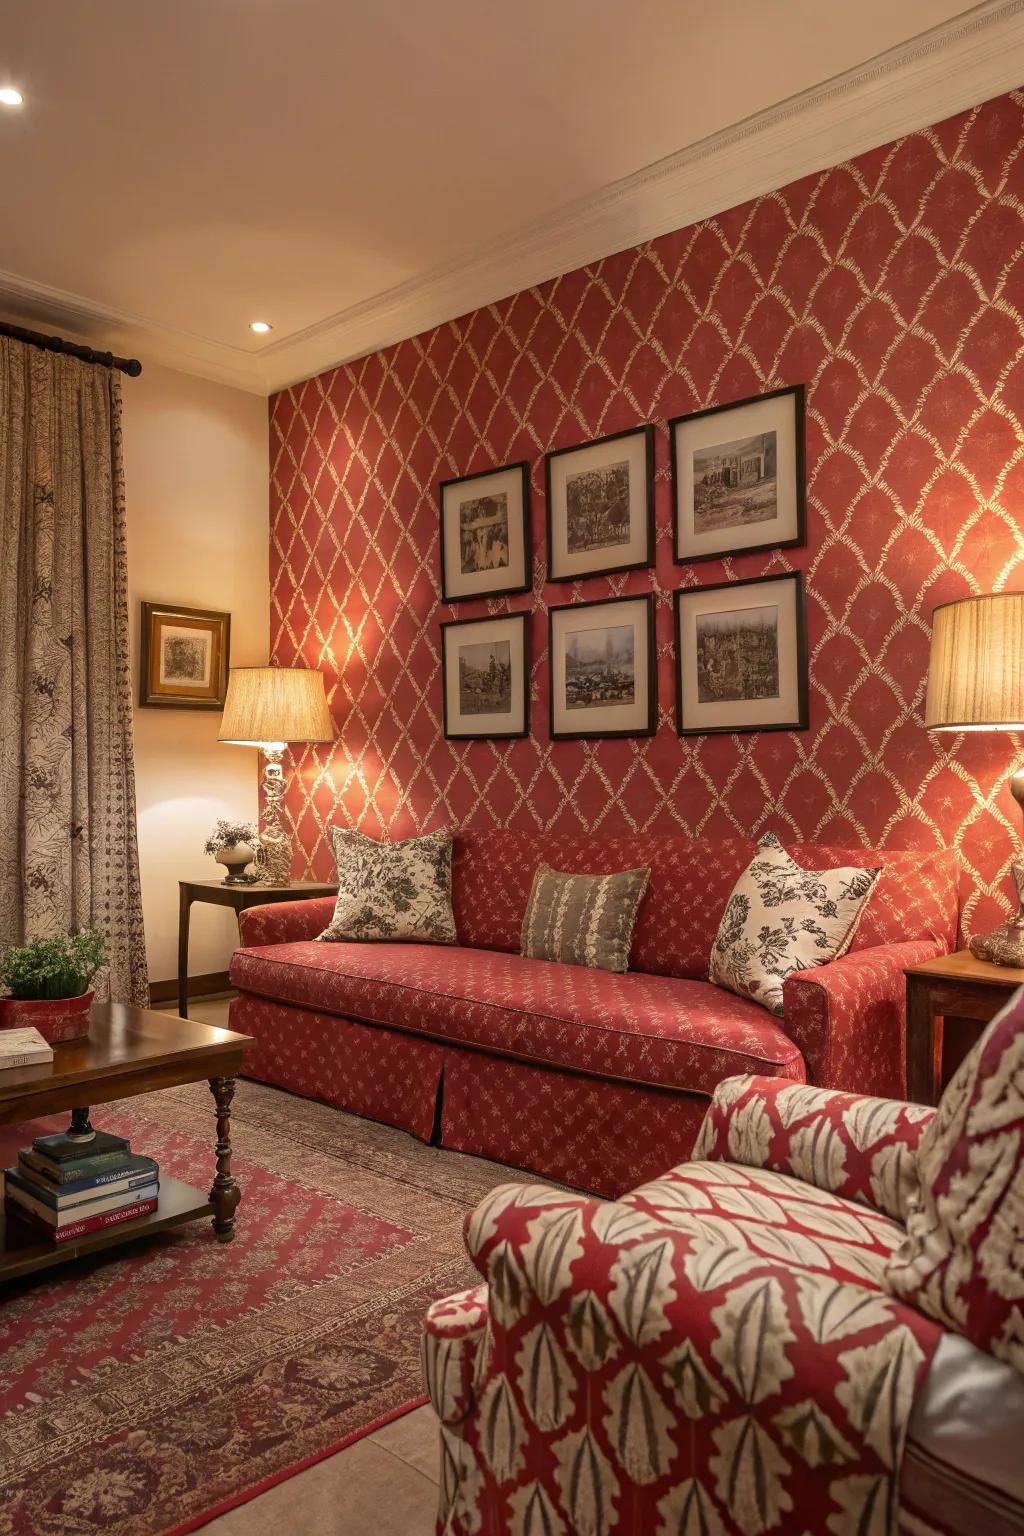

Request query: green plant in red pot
[{"left": 0, "top": 930, "right": 107, "bottom": 1044}]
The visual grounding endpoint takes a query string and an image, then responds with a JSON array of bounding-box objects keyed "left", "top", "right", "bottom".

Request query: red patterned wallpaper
[{"left": 270, "top": 90, "right": 1024, "bottom": 939}]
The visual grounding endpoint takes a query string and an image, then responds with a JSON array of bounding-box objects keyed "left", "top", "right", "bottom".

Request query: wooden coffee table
[{"left": 0, "top": 1003, "right": 252, "bottom": 1282}]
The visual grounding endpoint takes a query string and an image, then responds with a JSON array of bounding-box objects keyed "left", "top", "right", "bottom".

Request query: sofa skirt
[{"left": 230, "top": 993, "right": 709, "bottom": 1195}]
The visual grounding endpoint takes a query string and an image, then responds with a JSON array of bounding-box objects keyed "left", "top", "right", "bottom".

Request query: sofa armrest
[
  {"left": 783, "top": 938, "right": 945, "bottom": 1100},
  {"left": 236, "top": 896, "right": 336, "bottom": 948},
  {"left": 694, "top": 1073, "right": 934, "bottom": 1223},
  {"left": 422, "top": 1283, "right": 490, "bottom": 1424}
]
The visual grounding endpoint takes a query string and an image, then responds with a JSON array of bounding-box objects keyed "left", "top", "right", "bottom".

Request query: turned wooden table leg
[
  {"left": 69, "top": 1106, "right": 93, "bottom": 1136},
  {"left": 208, "top": 1076, "right": 241, "bottom": 1242}
]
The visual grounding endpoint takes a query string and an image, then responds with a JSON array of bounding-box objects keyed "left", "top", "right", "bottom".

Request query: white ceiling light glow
[
  {"left": 0, "top": 88, "right": 24, "bottom": 107},
  {"left": 249, "top": 321, "right": 272, "bottom": 334}
]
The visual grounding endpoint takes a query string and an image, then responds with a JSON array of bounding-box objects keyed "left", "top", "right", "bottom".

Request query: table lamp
[
  {"left": 218, "top": 666, "right": 334, "bottom": 886},
  {"left": 925, "top": 592, "right": 1024, "bottom": 966}
]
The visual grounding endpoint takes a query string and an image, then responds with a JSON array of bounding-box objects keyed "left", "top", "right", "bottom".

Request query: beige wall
[{"left": 121, "top": 363, "right": 269, "bottom": 987}]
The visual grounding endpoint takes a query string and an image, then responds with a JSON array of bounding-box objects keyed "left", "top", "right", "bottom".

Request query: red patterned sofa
[{"left": 228, "top": 831, "right": 958, "bottom": 1195}]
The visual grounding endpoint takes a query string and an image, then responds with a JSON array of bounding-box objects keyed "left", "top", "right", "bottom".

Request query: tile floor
[{"left": 175, "top": 996, "right": 440, "bottom": 1536}]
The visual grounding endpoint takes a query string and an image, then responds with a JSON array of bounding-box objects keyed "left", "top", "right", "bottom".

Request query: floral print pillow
[
  {"left": 709, "top": 832, "right": 880, "bottom": 1015},
  {"left": 317, "top": 828, "right": 457, "bottom": 944},
  {"left": 885, "top": 986, "right": 1024, "bottom": 1376}
]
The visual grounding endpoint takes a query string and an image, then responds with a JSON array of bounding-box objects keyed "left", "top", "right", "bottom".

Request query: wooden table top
[
  {"left": 180, "top": 879, "right": 337, "bottom": 895},
  {"left": 0, "top": 1003, "right": 253, "bottom": 1105},
  {"left": 905, "top": 948, "right": 1024, "bottom": 988}
]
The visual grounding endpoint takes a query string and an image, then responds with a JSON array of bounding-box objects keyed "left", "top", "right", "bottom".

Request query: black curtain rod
[{"left": 0, "top": 319, "right": 142, "bottom": 377}]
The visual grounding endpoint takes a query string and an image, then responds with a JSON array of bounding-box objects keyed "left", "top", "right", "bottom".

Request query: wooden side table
[
  {"left": 905, "top": 949, "right": 1024, "bottom": 1104},
  {"left": 178, "top": 879, "right": 337, "bottom": 1018}
]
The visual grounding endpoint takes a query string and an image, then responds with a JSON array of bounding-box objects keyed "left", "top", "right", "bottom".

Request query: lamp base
[
  {"left": 255, "top": 746, "right": 293, "bottom": 886},
  {"left": 968, "top": 858, "right": 1024, "bottom": 969}
]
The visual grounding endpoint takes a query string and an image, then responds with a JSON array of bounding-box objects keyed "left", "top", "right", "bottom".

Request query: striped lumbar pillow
[{"left": 521, "top": 864, "right": 650, "bottom": 973}]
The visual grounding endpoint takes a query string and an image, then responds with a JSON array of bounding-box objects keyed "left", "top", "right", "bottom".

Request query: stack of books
[{"left": 4, "top": 1128, "right": 159, "bottom": 1244}]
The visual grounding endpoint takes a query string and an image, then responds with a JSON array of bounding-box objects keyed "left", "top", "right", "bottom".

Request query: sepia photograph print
[
  {"left": 675, "top": 573, "right": 807, "bottom": 736},
  {"left": 441, "top": 612, "right": 528, "bottom": 739},
  {"left": 458, "top": 638, "right": 512, "bottom": 715},
  {"left": 546, "top": 425, "right": 653, "bottom": 581},
  {"left": 672, "top": 386, "right": 805, "bottom": 563},
  {"left": 696, "top": 605, "right": 779, "bottom": 703},
  {"left": 139, "top": 601, "right": 230, "bottom": 709},
  {"left": 459, "top": 492, "right": 510, "bottom": 575},
  {"left": 565, "top": 624, "right": 635, "bottom": 710},
  {"left": 440, "top": 461, "right": 530, "bottom": 601},
  {"left": 693, "top": 432, "right": 777, "bottom": 535},
  {"left": 550, "top": 594, "right": 655, "bottom": 739}
]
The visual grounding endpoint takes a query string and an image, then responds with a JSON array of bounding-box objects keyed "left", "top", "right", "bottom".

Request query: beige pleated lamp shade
[
  {"left": 218, "top": 667, "right": 334, "bottom": 746},
  {"left": 925, "top": 593, "right": 1024, "bottom": 731}
]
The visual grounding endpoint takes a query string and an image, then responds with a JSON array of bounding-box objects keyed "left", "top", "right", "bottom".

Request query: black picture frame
[
  {"left": 545, "top": 424, "right": 655, "bottom": 582},
  {"left": 440, "top": 611, "right": 530, "bottom": 739},
  {"left": 548, "top": 592, "right": 657, "bottom": 741},
  {"left": 439, "top": 460, "right": 532, "bottom": 602},
  {"left": 674, "top": 571, "right": 808, "bottom": 736},
  {"left": 669, "top": 385, "right": 806, "bottom": 565}
]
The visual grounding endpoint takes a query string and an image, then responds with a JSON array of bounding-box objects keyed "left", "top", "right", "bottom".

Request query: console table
[{"left": 178, "top": 879, "right": 337, "bottom": 1017}]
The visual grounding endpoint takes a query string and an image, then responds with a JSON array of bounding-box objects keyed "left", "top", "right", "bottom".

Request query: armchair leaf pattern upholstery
[{"left": 424, "top": 1077, "right": 944, "bottom": 1535}]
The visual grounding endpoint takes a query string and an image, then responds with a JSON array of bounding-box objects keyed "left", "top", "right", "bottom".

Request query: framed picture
[
  {"left": 139, "top": 601, "right": 230, "bottom": 710},
  {"left": 439, "top": 460, "right": 531, "bottom": 602},
  {"left": 674, "top": 572, "right": 808, "bottom": 736},
  {"left": 549, "top": 594, "right": 655, "bottom": 740},
  {"left": 670, "top": 385, "right": 805, "bottom": 563},
  {"left": 545, "top": 424, "right": 654, "bottom": 581},
  {"left": 441, "top": 612, "right": 530, "bottom": 739}
]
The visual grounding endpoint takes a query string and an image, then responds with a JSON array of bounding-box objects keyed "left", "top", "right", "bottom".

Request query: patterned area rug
[{"left": 0, "top": 1080, "right": 526, "bottom": 1536}]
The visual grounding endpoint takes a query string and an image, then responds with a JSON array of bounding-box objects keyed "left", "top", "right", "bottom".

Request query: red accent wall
[{"left": 271, "top": 90, "right": 1024, "bottom": 939}]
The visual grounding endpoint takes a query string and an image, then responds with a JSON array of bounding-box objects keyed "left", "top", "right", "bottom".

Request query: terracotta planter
[{"left": 0, "top": 988, "right": 94, "bottom": 1044}]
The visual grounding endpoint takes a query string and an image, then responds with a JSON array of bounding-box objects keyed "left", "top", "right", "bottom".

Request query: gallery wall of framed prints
[{"left": 436, "top": 385, "right": 809, "bottom": 745}]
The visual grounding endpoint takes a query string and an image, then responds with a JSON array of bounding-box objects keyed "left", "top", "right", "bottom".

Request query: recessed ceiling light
[
  {"left": 0, "top": 88, "right": 24, "bottom": 107},
  {"left": 249, "top": 321, "right": 272, "bottom": 334}
]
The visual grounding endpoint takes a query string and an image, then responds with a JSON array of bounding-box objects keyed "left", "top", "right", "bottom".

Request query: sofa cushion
[
  {"left": 450, "top": 829, "right": 959, "bottom": 978},
  {"left": 520, "top": 863, "right": 649, "bottom": 972},
  {"left": 229, "top": 940, "right": 806, "bottom": 1096},
  {"left": 885, "top": 986, "right": 1024, "bottom": 1377},
  {"left": 709, "top": 833, "right": 881, "bottom": 1015},
  {"left": 319, "top": 827, "right": 456, "bottom": 944}
]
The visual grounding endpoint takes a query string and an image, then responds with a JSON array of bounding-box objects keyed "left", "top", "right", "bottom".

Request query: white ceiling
[{"left": 0, "top": 0, "right": 1021, "bottom": 394}]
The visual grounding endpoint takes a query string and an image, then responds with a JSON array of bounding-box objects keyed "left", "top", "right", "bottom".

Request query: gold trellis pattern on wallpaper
[{"left": 269, "top": 90, "right": 1024, "bottom": 942}]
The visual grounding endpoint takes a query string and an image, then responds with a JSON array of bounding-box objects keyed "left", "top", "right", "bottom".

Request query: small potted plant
[
  {"left": 0, "top": 929, "right": 107, "bottom": 1043},
  {"left": 203, "top": 819, "right": 260, "bottom": 885}
]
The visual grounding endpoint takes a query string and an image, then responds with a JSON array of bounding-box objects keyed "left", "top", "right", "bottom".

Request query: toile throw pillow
[
  {"left": 708, "top": 832, "right": 880, "bottom": 1016},
  {"left": 521, "top": 864, "right": 650, "bottom": 973},
  {"left": 884, "top": 986, "right": 1024, "bottom": 1377},
  {"left": 317, "top": 828, "right": 457, "bottom": 944}
]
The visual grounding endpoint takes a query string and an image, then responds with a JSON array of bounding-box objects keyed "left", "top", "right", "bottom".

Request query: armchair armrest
[
  {"left": 236, "top": 896, "right": 336, "bottom": 948},
  {"left": 694, "top": 1073, "right": 934, "bottom": 1223},
  {"left": 783, "top": 938, "right": 945, "bottom": 1099}
]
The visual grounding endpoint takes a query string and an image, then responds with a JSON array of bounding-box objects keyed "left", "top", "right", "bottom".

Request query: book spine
[
  {"left": 14, "top": 1166, "right": 159, "bottom": 1207},
  {"left": 5, "top": 1173, "right": 158, "bottom": 1224},
  {"left": 19, "top": 1152, "right": 158, "bottom": 1191},
  {"left": 16, "top": 1197, "right": 160, "bottom": 1243},
  {"left": 0, "top": 1050, "right": 53, "bottom": 1069}
]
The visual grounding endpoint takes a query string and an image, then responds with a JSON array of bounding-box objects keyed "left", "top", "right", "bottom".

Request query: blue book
[
  {"left": 4, "top": 1167, "right": 159, "bottom": 1224},
  {"left": 18, "top": 1148, "right": 157, "bottom": 1189},
  {"left": 16, "top": 1151, "right": 159, "bottom": 1202}
]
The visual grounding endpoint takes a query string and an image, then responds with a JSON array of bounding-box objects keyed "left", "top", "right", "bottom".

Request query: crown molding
[
  {"left": 1, "top": 0, "right": 1021, "bottom": 398},
  {"left": 0, "top": 268, "right": 265, "bottom": 393}
]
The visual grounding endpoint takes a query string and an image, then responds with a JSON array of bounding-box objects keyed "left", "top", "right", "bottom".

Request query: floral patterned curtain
[{"left": 0, "top": 338, "right": 148, "bottom": 1004}]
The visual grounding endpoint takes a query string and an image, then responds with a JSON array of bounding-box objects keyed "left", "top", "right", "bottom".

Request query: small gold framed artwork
[{"left": 139, "top": 602, "right": 231, "bottom": 710}]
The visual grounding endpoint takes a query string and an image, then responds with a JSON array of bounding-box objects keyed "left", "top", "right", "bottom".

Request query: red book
[{"left": 6, "top": 1194, "right": 158, "bottom": 1243}]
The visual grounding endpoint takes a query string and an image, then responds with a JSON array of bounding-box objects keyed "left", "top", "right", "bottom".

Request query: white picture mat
[
  {"left": 444, "top": 616, "right": 527, "bottom": 735},
  {"left": 551, "top": 599, "right": 650, "bottom": 734},
  {"left": 158, "top": 624, "right": 213, "bottom": 688},
  {"left": 442, "top": 467, "right": 527, "bottom": 598},
  {"left": 548, "top": 432, "right": 648, "bottom": 578},
  {"left": 677, "top": 579, "right": 800, "bottom": 731},
  {"left": 674, "top": 393, "right": 799, "bottom": 558}
]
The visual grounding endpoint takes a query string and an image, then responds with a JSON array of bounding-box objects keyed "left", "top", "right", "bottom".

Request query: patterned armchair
[{"left": 423, "top": 1068, "right": 1023, "bottom": 1536}]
